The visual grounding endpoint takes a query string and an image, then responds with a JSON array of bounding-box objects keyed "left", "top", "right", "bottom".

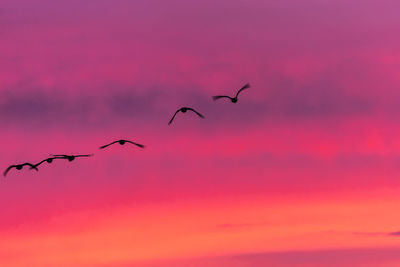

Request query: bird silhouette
[
  {"left": 4, "top": 163, "right": 38, "bottom": 177},
  {"left": 168, "top": 107, "right": 204, "bottom": 125},
  {"left": 50, "top": 154, "right": 93, "bottom": 162},
  {"left": 212, "top": 83, "right": 250, "bottom": 103},
  {"left": 31, "top": 156, "right": 65, "bottom": 169},
  {"left": 100, "top": 139, "right": 145, "bottom": 149}
]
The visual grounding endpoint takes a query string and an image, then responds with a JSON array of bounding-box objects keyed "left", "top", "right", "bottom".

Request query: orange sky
[
  {"left": 2, "top": 0, "right": 400, "bottom": 266},
  {"left": 1, "top": 190, "right": 400, "bottom": 266}
]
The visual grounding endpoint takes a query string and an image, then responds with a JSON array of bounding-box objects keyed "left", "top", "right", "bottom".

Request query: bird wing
[
  {"left": 187, "top": 108, "right": 205, "bottom": 118},
  {"left": 168, "top": 109, "right": 181, "bottom": 125},
  {"left": 99, "top": 140, "right": 119, "bottom": 149},
  {"left": 3, "top": 165, "right": 15, "bottom": 177},
  {"left": 235, "top": 83, "right": 250, "bottom": 98},
  {"left": 212, "top": 95, "right": 232, "bottom": 101},
  {"left": 51, "top": 154, "right": 92, "bottom": 158},
  {"left": 126, "top": 140, "right": 145, "bottom": 148},
  {"left": 76, "top": 154, "right": 93, "bottom": 158},
  {"left": 33, "top": 159, "right": 47, "bottom": 168},
  {"left": 33, "top": 157, "right": 59, "bottom": 168}
]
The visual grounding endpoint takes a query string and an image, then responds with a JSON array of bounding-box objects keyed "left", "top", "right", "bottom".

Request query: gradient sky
[{"left": 1, "top": 0, "right": 400, "bottom": 266}]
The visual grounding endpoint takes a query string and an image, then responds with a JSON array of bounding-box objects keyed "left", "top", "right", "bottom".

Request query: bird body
[
  {"left": 168, "top": 107, "right": 204, "bottom": 125},
  {"left": 212, "top": 83, "right": 250, "bottom": 103},
  {"left": 100, "top": 139, "right": 145, "bottom": 149},
  {"left": 3, "top": 163, "right": 38, "bottom": 177}
]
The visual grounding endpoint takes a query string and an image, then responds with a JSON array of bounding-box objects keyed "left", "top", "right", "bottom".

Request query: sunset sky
[{"left": 1, "top": 0, "right": 400, "bottom": 266}]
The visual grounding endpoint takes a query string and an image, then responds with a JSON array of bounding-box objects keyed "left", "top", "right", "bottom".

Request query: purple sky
[{"left": 1, "top": 0, "right": 400, "bottom": 266}]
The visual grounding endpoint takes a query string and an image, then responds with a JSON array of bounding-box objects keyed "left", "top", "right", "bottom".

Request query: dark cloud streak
[
  {"left": 354, "top": 231, "right": 400, "bottom": 237},
  {"left": 0, "top": 85, "right": 378, "bottom": 130}
]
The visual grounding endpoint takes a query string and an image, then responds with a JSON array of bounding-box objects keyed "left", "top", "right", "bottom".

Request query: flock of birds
[{"left": 4, "top": 83, "right": 251, "bottom": 177}]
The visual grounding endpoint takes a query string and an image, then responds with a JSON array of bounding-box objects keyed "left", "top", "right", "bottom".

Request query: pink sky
[{"left": 1, "top": 0, "right": 400, "bottom": 266}]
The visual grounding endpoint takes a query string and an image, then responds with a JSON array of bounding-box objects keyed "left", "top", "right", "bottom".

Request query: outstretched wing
[
  {"left": 168, "top": 109, "right": 181, "bottom": 125},
  {"left": 187, "top": 108, "right": 205, "bottom": 118},
  {"left": 212, "top": 95, "right": 232, "bottom": 101},
  {"left": 51, "top": 154, "right": 92, "bottom": 158},
  {"left": 126, "top": 140, "right": 145, "bottom": 148},
  {"left": 3, "top": 165, "right": 15, "bottom": 177},
  {"left": 99, "top": 140, "right": 119, "bottom": 149},
  {"left": 76, "top": 154, "right": 93, "bottom": 158},
  {"left": 32, "top": 159, "right": 47, "bottom": 169},
  {"left": 32, "top": 157, "right": 59, "bottom": 169},
  {"left": 235, "top": 83, "right": 250, "bottom": 98}
]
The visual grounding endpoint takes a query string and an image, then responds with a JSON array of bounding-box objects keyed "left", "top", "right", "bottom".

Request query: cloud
[
  {"left": 388, "top": 231, "right": 400, "bottom": 236},
  {"left": 0, "top": 68, "right": 386, "bottom": 135},
  {"left": 268, "top": 73, "right": 375, "bottom": 118},
  {"left": 103, "top": 247, "right": 400, "bottom": 267},
  {"left": 0, "top": 89, "right": 96, "bottom": 128},
  {"left": 353, "top": 231, "right": 400, "bottom": 237},
  {"left": 104, "top": 87, "right": 167, "bottom": 120}
]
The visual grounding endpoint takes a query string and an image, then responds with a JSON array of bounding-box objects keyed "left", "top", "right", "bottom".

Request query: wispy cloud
[
  {"left": 353, "top": 231, "right": 400, "bottom": 237},
  {"left": 102, "top": 247, "right": 400, "bottom": 267},
  {"left": 388, "top": 231, "right": 400, "bottom": 236}
]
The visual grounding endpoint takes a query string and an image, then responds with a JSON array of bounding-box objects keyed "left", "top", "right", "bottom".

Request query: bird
[
  {"left": 212, "top": 83, "right": 250, "bottom": 103},
  {"left": 3, "top": 163, "right": 38, "bottom": 177},
  {"left": 31, "top": 156, "right": 66, "bottom": 169},
  {"left": 50, "top": 154, "right": 93, "bottom": 162},
  {"left": 168, "top": 107, "right": 204, "bottom": 125},
  {"left": 100, "top": 139, "right": 145, "bottom": 149}
]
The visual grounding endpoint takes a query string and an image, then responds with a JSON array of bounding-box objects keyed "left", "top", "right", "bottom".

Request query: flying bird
[
  {"left": 3, "top": 163, "right": 38, "bottom": 177},
  {"left": 168, "top": 107, "right": 204, "bottom": 125},
  {"left": 212, "top": 83, "right": 250, "bottom": 103},
  {"left": 100, "top": 139, "right": 145, "bottom": 149},
  {"left": 50, "top": 154, "right": 93, "bottom": 162},
  {"left": 31, "top": 156, "right": 65, "bottom": 169}
]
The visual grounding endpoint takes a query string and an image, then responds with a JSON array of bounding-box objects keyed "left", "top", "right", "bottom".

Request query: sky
[{"left": 1, "top": 0, "right": 400, "bottom": 266}]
